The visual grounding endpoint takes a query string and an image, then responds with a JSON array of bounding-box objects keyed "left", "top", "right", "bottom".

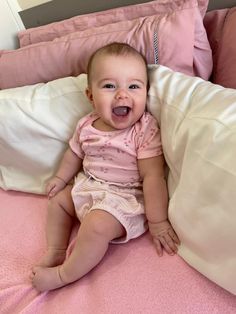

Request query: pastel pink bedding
[
  {"left": 1, "top": 0, "right": 236, "bottom": 312},
  {"left": 0, "top": 188, "right": 235, "bottom": 313},
  {"left": 0, "top": 0, "right": 212, "bottom": 90},
  {"left": 204, "top": 7, "right": 236, "bottom": 88}
]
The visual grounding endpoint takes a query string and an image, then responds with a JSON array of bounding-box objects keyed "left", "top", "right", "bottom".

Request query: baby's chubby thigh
[{"left": 78, "top": 209, "right": 126, "bottom": 243}]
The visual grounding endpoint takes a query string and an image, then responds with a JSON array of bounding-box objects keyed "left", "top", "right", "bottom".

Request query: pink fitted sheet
[
  {"left": 0, "top": 188, "right": 235, "bottom": 313},
  {"left": 1, "top": 0, "right": 236, "bottom": 310}
]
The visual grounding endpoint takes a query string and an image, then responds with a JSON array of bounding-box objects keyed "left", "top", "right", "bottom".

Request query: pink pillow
[
  {"left": 18, "top": 0, "right": 208, "bottom": 47},
  {"left": 204, "top": 7, "right": 236, "bottom": 89},
  {"left": 0, "top": 0, "right": 212, "bottom": 89}
]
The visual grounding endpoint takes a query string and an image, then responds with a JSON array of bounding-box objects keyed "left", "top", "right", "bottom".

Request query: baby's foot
[
  {"left": 31, "top": 266, "right": 65, "bottom": 292},
  {"left": 37, "top": 247, "right": 66, "bottom": 268}
]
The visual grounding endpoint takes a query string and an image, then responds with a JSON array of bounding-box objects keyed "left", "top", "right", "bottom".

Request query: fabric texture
[
  {"left": 69, "top": 111, "right": 162, "bottom": 185},
  {"left": 204, "top": 7, "right": 236, "bottom": 89},
  {"left": 147, "top": 64, "right": 236, "bottom": 295},
  {"left": 0, "top": 0, "right": 212, "bottom": 89},
  {"left": 1, "top": 188, "right": 235, "bottom": 313},
  {"left": 0, "top": 74, "right": 92, "bottom": 194},
  {"left": 72, "top": 172, "right": 147, "bottom": 243}
]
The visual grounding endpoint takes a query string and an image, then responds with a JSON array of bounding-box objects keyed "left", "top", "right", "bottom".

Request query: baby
[{"left": 31, "top": 42, "right": 180, "bottom": 292}]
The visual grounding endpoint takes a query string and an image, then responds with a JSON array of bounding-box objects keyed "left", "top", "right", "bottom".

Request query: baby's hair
[{"left": 87, "top": 42, "right": 147, "bottom": 86}]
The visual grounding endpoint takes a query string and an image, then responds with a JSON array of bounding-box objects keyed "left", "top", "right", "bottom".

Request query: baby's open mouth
[{"left": 112, "top": 106, "right": 130, "bottom": 116}]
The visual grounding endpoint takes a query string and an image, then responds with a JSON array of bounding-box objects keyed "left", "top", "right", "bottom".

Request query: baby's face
[{"left": 86, "top": 54, "right": 147, "bottom": 131}]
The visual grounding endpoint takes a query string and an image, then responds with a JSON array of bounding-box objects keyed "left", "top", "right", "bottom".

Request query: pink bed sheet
[{"left": 0, "top": 188, "right": 235, "bottom": 313}]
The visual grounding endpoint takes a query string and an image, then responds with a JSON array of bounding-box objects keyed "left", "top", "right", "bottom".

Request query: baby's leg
[
  {"left": 32, "top": 210, "right": 125, "bottom": 292},
  {"left": 37, "top": 184, "right": 75, "bottom": 268}
]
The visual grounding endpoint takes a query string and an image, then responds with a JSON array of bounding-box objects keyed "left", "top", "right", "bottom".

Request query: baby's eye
[
  {"left": 103, "top": 83, "right": 115, "bottom": 89},
  {"left": 129, "top": 84, "right": 140, "bottom": 89}
]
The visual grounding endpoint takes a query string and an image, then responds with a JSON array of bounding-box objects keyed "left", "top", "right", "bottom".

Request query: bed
[{"left": 1, "top": 0, "right": 236, "bottom": 313}]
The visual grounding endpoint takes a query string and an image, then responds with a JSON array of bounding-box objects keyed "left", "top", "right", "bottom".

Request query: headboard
[
  {"left": 208, "top": 0, "right": 236, "bottom": 10},
  {"left": 19, "top": 0, "right": 236, "bottom": 29}
]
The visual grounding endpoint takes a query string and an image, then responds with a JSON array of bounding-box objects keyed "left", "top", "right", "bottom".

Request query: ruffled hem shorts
[{"left": 71, "top": 172, "right": 147, "bottom": 243}]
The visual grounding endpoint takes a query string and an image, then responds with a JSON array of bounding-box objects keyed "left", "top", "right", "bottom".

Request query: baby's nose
[{"left": 115, "top": 88, "right": 128, "bottom": 99}]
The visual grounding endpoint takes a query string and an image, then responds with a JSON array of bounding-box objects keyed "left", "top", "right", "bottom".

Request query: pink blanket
[{"left": 0, "top": 188, "right": 235, "bottom": 313}]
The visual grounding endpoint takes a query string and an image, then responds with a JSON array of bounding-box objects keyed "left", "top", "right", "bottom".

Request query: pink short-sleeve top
[{"left": 69, "top": 111, "right": 162, "bottom": 185}]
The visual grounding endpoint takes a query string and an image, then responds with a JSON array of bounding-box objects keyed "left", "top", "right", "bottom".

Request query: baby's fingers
[
  {"left": 46, "top": 183, "right": 55, "bottom": 196},
  {"left": 47, "top": 185, "right": 58, "bottom": 199},
  {"left": 159, "top": 233, "right": 178, "bottom": 255},
  {"left": 153, "top": 237, "right": 163, "bottom": 257},
  {"left": 168, "top": 228, "right": 180, "bottom": 245},
  {"left": 48, "top": 188, "right": 57, "bottom": 199}
]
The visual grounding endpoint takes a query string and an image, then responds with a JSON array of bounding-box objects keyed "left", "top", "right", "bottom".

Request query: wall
[
  {"left": 208, "top": 0, "right": 236, "bottom": 10},
  {"left": 0, "top": 0, "right": 51, "bottom": 49},
  {"left": 17, "top": 0, "right": 52, "bottom": 10},
  {"left": 0, "top": 0, "right": 25, "bottom": 50}
]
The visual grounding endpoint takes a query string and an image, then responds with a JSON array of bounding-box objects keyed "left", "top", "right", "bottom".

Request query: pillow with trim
[
  {"left": 0, "top": 0, "right": 212, "bottom": 90},
  {"left": 18, "top": 0, "right": 209, "bottom": 46}
]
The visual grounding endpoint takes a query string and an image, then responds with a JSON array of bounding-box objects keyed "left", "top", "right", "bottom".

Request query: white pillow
[
  {"left": 0, "top": 74, "right": 92, "bottom": 194},
  {"left": 147, "top": 64, "right": 236, "bottom": 295}
]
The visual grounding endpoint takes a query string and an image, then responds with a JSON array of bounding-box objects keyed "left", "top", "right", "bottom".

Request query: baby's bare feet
[
  {"left": 31, "top": 266, "right": 65, "bottom": 292},
  {"left": 37, "top": 247, "right": 66, "bottom": 268}
]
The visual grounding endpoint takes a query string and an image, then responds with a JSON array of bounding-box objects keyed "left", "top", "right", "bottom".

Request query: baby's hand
[
  {"left": 46, "top": 176, "right": 66, "bottom": 198},
  {"left": 148, "top": 220, "right": 180, "bottom": 257}
]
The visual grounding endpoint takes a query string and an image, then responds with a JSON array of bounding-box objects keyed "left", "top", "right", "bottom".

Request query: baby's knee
[
  {"left": 48, "top": 188, "right": 75, "bottom": 216},
  {"left": 48, "top": 192, "right": 62, "bottom": 210},
  {"left": 82, "top": 212, "right": 108, "bottom": 239},
  {"left": 82, "top": 210, "right": 123, "bottom": 241}
]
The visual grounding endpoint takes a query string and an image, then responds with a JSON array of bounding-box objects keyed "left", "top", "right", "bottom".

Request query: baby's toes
[
  {"left": 32, "top": 266, "right": 40, "bottom": 273},
  {"left": 30, "top": 266, "right": 40, "bottom": 279},
  {"left": 29, "top": 268, "right": 38, "bottom": 281},
  {"left": 29, "top": 272, "right": 35, "bottom": 280}
]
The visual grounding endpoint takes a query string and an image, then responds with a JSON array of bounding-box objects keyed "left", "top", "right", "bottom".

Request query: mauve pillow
[
  {"left": 204, "top": 7, "right": 236, "bottom": 89},
  {"left": 0, "top": 0, "right": 212, "bottom": 89},
  {"left": 18, "top": 0, "right": 208, "bottom": 46}
]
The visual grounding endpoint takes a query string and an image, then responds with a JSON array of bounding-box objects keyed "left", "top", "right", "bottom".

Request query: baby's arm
[
  {"left": 47, "top": 147, "right": 82, "bottom": 198},
  {"left": 138, "top": 155, "right": 180, "bottom": 256}
]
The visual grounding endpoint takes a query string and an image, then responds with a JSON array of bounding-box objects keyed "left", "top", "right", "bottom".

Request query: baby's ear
[{"left": 86, "top": 87, "right": 93, "bottom": 103}]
